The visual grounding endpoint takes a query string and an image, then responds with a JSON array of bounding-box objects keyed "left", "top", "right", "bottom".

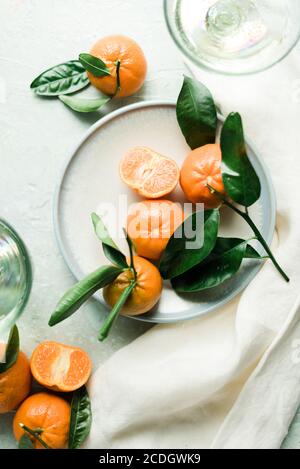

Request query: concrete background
[
  {"left": 0, "top": 0, "right": 185, "bottom": 448},
  {"left": 1, "top": 0, "right": 299, "bottom": 450}
]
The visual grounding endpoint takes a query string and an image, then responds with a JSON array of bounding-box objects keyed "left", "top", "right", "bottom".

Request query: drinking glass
[
  {"left": 164, "top": 0, "right": 300, "bottom": 75},
  {"left": 0, "top": 220, "right": 32, "bottom": 337}
]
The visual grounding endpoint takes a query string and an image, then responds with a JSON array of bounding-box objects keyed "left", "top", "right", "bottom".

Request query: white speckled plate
[{"left": 53, "top": 101, "right": 276, "bottom": 323}]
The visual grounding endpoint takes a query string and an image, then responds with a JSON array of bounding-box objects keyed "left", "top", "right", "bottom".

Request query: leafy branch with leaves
[
  {"left": 159, "top": 76, "right": 289, "bottom": 291},
  {"left": 47, "top": 75, "right": 288, "bottom": 343},
  {"left": 30, "top": 53, "right": 120, "bottom": 113},
  {"left": 49, "top": 214, "right": 136, "bottom": 341}
]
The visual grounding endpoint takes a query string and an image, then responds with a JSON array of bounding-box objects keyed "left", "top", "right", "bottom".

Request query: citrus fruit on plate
[
  {"left": 30, "top": 341, "right": 92, "bottom": 392},
  {"left": 87, "top": 35, "right": 147, "bottom": 98},
  {"left": 0, "top": 350, "right": 31, "bottom": 414},
  {"left": 120, "top": 146, "right": 179, "bottom": 198},
  {"left": 13, "top": 392, "right": 70, "bottom": 449},
  {"left": 54, "top": 101, "right": 275, "bottom": 323},
  {"left": 127, "top": 200, "right": 184, "bottom": 260},
  {"left": 103, "top": 256, "right": 163, "bottom": 315},
  {"left": 180, "top": 144, "right": 226, "bottom": 208}
]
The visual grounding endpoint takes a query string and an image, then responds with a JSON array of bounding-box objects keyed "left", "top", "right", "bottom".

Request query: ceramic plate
[{"left": 53, "top": 101, "right": 276, "bottom": 323}]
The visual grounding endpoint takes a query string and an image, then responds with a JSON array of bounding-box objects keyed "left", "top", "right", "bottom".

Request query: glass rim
[
  {"left": 163, "top": 0, "right": 300, "bottom": 76},
  {"left": 0, "top": 219, "right": 32, "bottom": 331}
]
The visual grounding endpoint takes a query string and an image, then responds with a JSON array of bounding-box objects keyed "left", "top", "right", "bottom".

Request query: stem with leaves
[
  {"left": 99, "top": 280, "right": 136, "bottom": 341},
  {"left": 19, "top": 424, "right": 51, "bottom": 449},
  {"left": 207, "top": 184, "right": 289, "bottom": 282}
]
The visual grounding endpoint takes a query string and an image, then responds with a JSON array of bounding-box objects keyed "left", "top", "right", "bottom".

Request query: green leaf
[
  {"left": 99, "top": 281, "right": 136, "bottom": 342},
  {"left": 123, "top": 228, "right": 136, "bottom": 275},
  {"left": 172, "top": 237, "right": 248, "bottom": 292},
  {"left": 18, "top": 433, "right": 34, "bottom": 449},
  {"left": 0, "top": 325, "right": 19, "bottom": 373},
  {"left": 221, "top": 112, "right": 261, "bottom": 207},
  {"left": 244, "top": 244, "right": 263, "bottom": 259},
  {"left": 59, "top": 95, "right": 111, "bottom": 113},
  {"left": 176, "top": 76, "right": 217, "bottom": 150},
  {"left": 30, "top": 60, "right": 89, "bottom": 96},
  {"left": 68, "top": 386, "right": 92, "bottom": 449},
  {"left": 79, "top": 53, "right": 111, "bottom": 77},
  {"left": 91, "top": 213, "right": 128, "bottom": 268},
  {"left": 48, "top": 265, "right": 123, "bottom": 327},
  {"left": 159, "top": 209, "right": 220, "bottom": 279}
]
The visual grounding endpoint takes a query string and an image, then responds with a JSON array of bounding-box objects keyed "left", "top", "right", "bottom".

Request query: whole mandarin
[
  {"left": 127, "top": 200, "right": 184, "bottom": 260},
  {"left": 87, "top": 35, "right": 147, "bottom": 98},
  {"left": 180, "top": 144, "right": 225, "bottom": 208},
  {"left": 103, "top": 256, "right": 162, "bottom": 316}
]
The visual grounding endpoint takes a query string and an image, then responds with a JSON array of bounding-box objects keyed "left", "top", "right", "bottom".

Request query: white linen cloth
[{"left": 85, "top": 46, "right": 300, "bottom": 449}]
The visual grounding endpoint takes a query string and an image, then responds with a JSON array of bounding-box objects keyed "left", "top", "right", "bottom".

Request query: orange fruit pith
[
  {"left": 30, "top": 341, "right": 92, "bottom": 392},
  {"left": 120, "top": 147, "right": 180, "bottom": 199},
  {"left": 180, "top": 144, "right": 225, "bottom": 209},
  {"left": 0, "top": 350, "right": 31, "bottom": 414},
  {"left": 13, "top": 392, "right": 71, "bottom": 449},
  {"left": 87, "top": 35, "right": 147, "bottom": 98},
  {"left": 127, "top": 200, "right": 184, "bottom": 260},
  {"left": 103, "top": 256, "right": 163, "bottom": 316}
]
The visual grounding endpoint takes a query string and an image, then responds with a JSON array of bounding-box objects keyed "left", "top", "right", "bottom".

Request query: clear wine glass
[
  {"left": 164, "top": 0, "right": 300, "bottom": 75},
  {"left": 0, "top": 220, "right": 32, "bottom": 339}
]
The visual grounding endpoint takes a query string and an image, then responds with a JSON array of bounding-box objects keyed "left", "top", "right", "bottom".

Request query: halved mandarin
[
  {"left": 30, "top": 341, "right": 92, "bottom": 392},
  {"left": 119, "top": 146, "right": 179, "bottom": 198}
]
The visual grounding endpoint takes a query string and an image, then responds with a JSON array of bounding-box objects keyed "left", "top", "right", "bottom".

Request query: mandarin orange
[
  {"left": 13, "top": 392, "right": 71, "bottom": 449},
  {"left": 30, "top": 341, "right": 92, "bottom": 393},
  {"left": 127, "top": 200, "right": 184, "bottom": 260},
  {"left": 180, "top": 144, "right": 225, "bottom": 208},
  {"left": 120, "top": 147, "right": 179, "bottom": 198},
  {"left": 87, "top": 35, "right": 147, "bottom": 98},
  {"left": 103, "top": 256, "right": 162, "bottom": 316},
  {"left": 0, "top": 351, "right": 31, "bottom": 414}
]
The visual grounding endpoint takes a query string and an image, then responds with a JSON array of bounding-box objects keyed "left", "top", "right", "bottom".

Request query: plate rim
[{"left": 53, "top": 100, "right": 276, "bottom": 323}]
